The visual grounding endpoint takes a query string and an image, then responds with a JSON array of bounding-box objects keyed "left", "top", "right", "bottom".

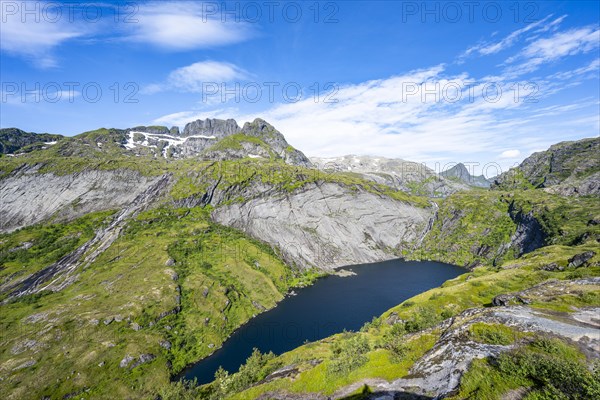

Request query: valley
[{"left": 0, "top": 120, "right": 598, "bottom": 399}]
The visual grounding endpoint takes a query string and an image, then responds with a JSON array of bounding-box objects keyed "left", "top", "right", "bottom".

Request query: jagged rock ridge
[{"left": 125, "top": 118, "right": 312, "bottom": 167}]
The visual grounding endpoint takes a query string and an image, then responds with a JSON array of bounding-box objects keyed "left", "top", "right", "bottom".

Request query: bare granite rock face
[
  {"left": 0, "top": 165, "right": 161, "bottom": 233},
  {"left": 212, "top": 181, "right": 433, "bottom": 270},
  {"left": 182, "top": 118, "right": 240, "bottom": 138}
]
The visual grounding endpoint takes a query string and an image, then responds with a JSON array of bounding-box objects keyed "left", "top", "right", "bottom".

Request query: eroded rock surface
[{"left": 212, "top": 182, "right": 432, "bottom": 270}]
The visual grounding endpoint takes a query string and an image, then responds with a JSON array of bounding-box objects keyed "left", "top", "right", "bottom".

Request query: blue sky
[{"left": 1, "top": 0, "right": 599, "bottom": 173}]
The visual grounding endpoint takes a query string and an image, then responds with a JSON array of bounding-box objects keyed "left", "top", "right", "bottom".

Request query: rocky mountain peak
[
  {"left": 441, "top": 163, "right": 491, "bottom": 188},
  {"left": 182, "top": 118, "right": 241, "bottom": 138}
]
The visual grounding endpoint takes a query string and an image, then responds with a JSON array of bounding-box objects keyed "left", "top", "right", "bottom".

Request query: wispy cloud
[
  {"left": 504, "top": 26, "right": 600, "bottom": 76},
  {"left": 459, "top": 15, "right": 566, "bottom": 62},
  {"left": 153, "top": 108, "right": 241, "bottom": 127},
  {"left": 142, "top": 61, "right": 249, "bottom": 94},
  {"left": 125, "top": 2, "right": 252, "bottom": 50},
  {"left": 0, "top": 1, "right": 86, "bottom": 68},
  {"left": 0, "top": 1, "right": 253, "bottom": 67}
]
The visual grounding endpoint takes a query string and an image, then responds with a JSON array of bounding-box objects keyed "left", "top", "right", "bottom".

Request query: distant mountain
[
  {"left": 0, "top": 128, "right": 63, "bottom": 155},
  {"left": 440, "top": 163, "right": 491, "bottom": 188},
  {"left": 493, "top": 137, "right": 599, "bottom": 196},
  {"left": 310, "top": 155, "right": 469, "bottom": 197},
  {"left": 20, "top": 118, "right": 312, "bottom": 167}
]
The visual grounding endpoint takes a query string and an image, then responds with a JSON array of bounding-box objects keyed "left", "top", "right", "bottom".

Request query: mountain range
[{"left": 0, "top": 119, "right": 598, "bottom": 400}]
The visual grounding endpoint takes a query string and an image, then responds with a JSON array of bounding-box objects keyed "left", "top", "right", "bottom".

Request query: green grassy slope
[
  {"left": 179, "top": 185, "right": 600, "bottom": 400},
  {"left": 0, "top": 206, "right": 320, "bottom": 399}
]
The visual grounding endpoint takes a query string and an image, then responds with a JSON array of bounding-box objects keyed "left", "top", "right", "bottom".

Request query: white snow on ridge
[
  {"left": 44, "top": 141, "right": 58, "bottom": 145},
  {"left": 248, "top": 154, "right": 262, "bottom": 158},
  {"left": 124, "top": 131, "right": 218, "bottom": 158}
]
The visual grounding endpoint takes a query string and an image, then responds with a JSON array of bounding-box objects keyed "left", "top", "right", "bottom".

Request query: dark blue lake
[{"left": 180, "top": 258, "right": 464, "bottom": 385}]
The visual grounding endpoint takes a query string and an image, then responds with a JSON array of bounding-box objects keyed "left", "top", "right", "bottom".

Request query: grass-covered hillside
[
  {"left": 183, "top": 191, "right": 599, "bottom": 399},
  {"left": 1, "top": 128, "right": 598, "bottom": 400},
  {"left": 0, "top": 206, "right": 321, "bottom": 399},
  {"left": 0, "top": 123, "right": 431, "bottom": 399}
]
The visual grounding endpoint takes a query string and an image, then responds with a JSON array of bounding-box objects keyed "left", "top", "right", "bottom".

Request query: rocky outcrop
[
  {"left": 508, "top": 203, "right": 546, "bottom": 256},
  {"left": 494, "top": 137, "right": 599, "bottom": 195},
  {"left": 123, "top": 118, "right": 312, "bottom": 167},
  {"left": 182, "top": 118, "right": 240, "bottom": 138},
  {"left": 241, "top": 119, "right": 312, "bottom": 167},
  {"left": 0, "top": 165, "right": 163, "bottom": 233},
  {"left": 212, "top": 181, "right": 432, "bottom": 270},
  {"left": 568, "top": 251, "right": 596, "bottom": 268}
]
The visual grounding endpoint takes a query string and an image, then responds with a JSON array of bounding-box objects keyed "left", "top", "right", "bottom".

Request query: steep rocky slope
[
  {"left": 494, "top": 136, "right": 599, "bottom": 195},
  {"left": 212, "top": 181, "right": 431, "bottom": 270},
  {"left": 0, "top": 165, "right": 165, "bottom": 233}
]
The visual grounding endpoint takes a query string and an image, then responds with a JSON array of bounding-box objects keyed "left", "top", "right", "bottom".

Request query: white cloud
[
  {"left": 126, "top": 2, "right": 252, "bottom": 50},
  {"left": 0, "top": 1, "right": 86, "bottom": 68},
  {"left": 141, "top": 61, "right": 248, "bottom": 94},
  {"left": 499, "top": 149, "right": 521, "bottom": 158},
  {"left": 0, "top": 1, "right": 252, "bottom": 67},
  {"left": 460, "top": 15, "right": 564, "bottom": 60},
  {"left": 168, "top": 61, "right": 248, "bottom": 91},
  {"left": 504, "top": 26, "right": 600, "bottom": 76},
  {"left": 548, "top": 59, "right": 600, "bottom": 80},
  {"left": 152, "top": 18, "right": 600, "bottom": 172}
]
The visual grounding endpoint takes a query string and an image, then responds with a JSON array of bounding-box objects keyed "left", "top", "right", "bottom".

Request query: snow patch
[{"left": 124, "top": 131, "right": 217, "bottom": 158}]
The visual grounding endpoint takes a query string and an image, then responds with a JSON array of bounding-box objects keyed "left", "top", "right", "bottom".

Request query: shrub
[
  {"left": 468, "top": 323, "right": 516, "bottom": 345},
  {"left": 404, "top": 306, "right": 441, "bottom": 333},
  {"left": 328, "top": 334, "right": 371, "bottom": 376},
  {"left": 497, "top": 346, "right": 600, "bottom": 399},
  {"left": 210, "top": 348, "right": 275, "bottom": 397}
]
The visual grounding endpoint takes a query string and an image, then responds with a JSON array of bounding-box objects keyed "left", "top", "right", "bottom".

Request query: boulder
[
  {"left": 568, "top": 251, "right": 596, "bottom": 268},
  {"left": 492, "top": 294, "right": 512, "bottom": 307},
  {"left": 160, "top": 341, "right": 172, "bottom": 350},
  {"left": 540, "top": 262, "right": 563, "bottom": 271},
  {"left": 130, "top": 354, "right": 156, "bottom": 369},
  {"left": 119, "top": 355, "right": 134, "bottom": 368}
]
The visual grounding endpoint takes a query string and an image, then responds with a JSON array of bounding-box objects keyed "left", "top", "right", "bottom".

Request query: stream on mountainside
[{"left": 178, "top": 258, "right": 464, "bottom": 385}]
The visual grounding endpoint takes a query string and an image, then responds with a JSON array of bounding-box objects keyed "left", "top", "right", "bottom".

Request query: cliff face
[
  {"left": 0, "top": 165, "right": 163, "bottom": 233},
  {"left": 212, "top": 181, "right": 432, "bottom": 270}
]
